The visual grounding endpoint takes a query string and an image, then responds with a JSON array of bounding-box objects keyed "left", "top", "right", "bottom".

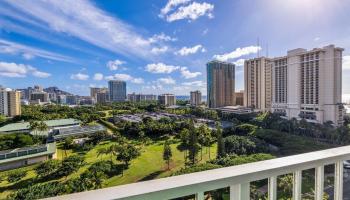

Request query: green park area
[{"left": 0, "top": 103, "right": 349, "bottom": 199}]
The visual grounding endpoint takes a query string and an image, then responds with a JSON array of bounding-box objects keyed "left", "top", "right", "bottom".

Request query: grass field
[{"left": 0, "top": 139, "right": 217, "bottom": 199}]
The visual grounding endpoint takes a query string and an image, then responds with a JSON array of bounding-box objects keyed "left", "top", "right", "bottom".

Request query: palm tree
[
  {"left": 28, "top": 121, "right": 40, "bottom": 137},
  {"left": 37, "top": 121, "right": 49, "bottom": 136}
]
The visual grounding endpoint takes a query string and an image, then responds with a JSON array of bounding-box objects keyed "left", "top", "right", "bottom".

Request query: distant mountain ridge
[{"left": 44, "top": 87, "right": 72, "bottom": 96}]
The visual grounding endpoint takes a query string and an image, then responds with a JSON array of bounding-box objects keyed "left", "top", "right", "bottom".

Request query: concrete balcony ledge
[{"left": 47, "top": 145, "right": 350, "bottom": 200}]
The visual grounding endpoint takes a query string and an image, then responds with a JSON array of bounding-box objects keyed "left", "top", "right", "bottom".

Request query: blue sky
[{"left": 1, "top": 0, "right": 350, "bottom": 98}]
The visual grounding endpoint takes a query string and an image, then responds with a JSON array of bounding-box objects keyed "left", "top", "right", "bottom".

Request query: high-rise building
[
  {"left": 207, "top": 60, "right": 235, "bottom": 108},
  {"left": 190, "top": 91, "right": 202, "bottom": 106},
  {"left": 66, "top": 95, "right": 78, "bottom": 105},
  {"left": 0, "top": 87, "right": 21, "bottom": 117},
  {"left": 108, "top": 80, "right": 126, "bottom": 102},
  {"left": 96, "top": 92, "right": 109, "bottom": 104},
  {"left": 57, "top": 95, "right": 67, "bottom": 104},
  {"left": 7, "top": 90, "right": 21, "bottom": 117},
  {"left": 244, "top": 57, "right": 272, "bottom": 110},
  {"left": 158, "top": 94, "right": 176, "bottom": 106},
  {"left": 128, "top": 93, "right": 157, "bottom": 102},
  {"left": 34, "top": 85, "right": 43, "bottom": 92},
  {"left": 30, "top": 91, "right": 49, "bottom": 103},
  {"left": 90, "top": 87, "right": 108, "bottom": 100},
  {"left": 235, "top": 90, "right": 244, "bottom": 106},
  {"left": 271, "top": 45, "right": 344, "bottom": 126}
]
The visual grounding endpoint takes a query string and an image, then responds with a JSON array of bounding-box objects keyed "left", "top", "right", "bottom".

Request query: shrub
[
  {"left": 172, "top": 163, "right": 221, "bottom": 176},
  {"left": 210, "top": 153, "right": 275, "bottom": 167},
  {"left": 7, "top": 170, "right": 27, "bottom": 183},
  {"left": 35, "top": 159, "right": 61, "bottom": 178}
]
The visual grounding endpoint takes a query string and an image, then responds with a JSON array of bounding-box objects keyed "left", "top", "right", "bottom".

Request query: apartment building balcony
[{"left": 49, "top": 145, "right": 350, "bottom": 200}]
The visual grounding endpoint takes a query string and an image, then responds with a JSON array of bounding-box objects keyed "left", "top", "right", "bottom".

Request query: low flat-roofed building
[
  {"left": 52, "top": 125, "right": 106, "bottom": 140},
  {"left": 214, "top": 106, "right": 255, "bottom": 115},
  {"left": 0, "top": 118, "right": 80, "bottom": 135},
  {"left": 0, "top": 143, "right": 56, "bottom": 171}
]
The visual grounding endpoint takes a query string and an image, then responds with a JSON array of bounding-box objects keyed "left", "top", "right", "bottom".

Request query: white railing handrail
[{"left": 48, "top": 145, "right": 350, "bottom": 200}]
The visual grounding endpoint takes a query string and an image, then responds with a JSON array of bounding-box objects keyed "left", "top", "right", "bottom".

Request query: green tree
[
  {"left": 216, "top": 122, "right": 225, "bottom": 158},
  {"left": 198, "top": 124, "right": 212, "bottom": 160},
  {"left": 187, "top": 122, "right": 200, "bottom": 165},
  {"left": 223, "top": 135, "right": 257, "bottom": 155},
  {"left": 163, "top": 141, "right": 172, "bottom": 170},
  {"left": 28, "top": 121, "right": 40, "bottom": 136},
  {"left": 37, "top": 121, "right": 49, "bottom": 134},
  {"left": 63, "top": 136, "right": 73, "bottom": 157},
  {"left": 179, "top": 128, "right": 190, "bottom": 163},
  {"left": 116, "top": 144, "right": 140, "bottom": 175},
  {"left": 0, "top": 114, "right": 6, "bottom": 124},
  {"left": 58, "top": 155, "right": 84, "bottom": 178},
  {"left": 35, "top": 159, "right": 61, "bottom": 178},
  {"left": 7, "top": 170, "right": 27, "bottom": 183}
]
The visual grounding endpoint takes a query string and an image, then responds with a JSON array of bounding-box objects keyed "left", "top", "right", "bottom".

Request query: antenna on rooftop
[{"left": 257, "top": 37, "right": 260, "bottom": 58}]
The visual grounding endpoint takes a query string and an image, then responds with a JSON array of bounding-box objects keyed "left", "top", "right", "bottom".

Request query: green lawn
[{"left": 0, "top": 140, "right": 217, "bottom": 199}]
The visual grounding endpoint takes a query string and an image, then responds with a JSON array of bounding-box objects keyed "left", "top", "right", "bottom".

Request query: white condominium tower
[
  {"left": 271, "top": 45, "right": 344, "bottom": 126},
  {"left": 244, "top": 57, "right": 272, "bottom": 111}
]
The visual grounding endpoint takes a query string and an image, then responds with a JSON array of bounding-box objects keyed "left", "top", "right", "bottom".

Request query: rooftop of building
[
  {"left": 0, "top": 143, "right": 56, "bottom": 164},
  {"left": 207, "top": 59, "right": 236, "bottom": 65},
  {"left": 0, "top": 118, "right": 80, "bottom": 133}
]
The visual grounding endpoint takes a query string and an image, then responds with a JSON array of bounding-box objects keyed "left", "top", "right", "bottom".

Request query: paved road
[{"left": 325, "top": 168, "right": 350, "bottom": 200}]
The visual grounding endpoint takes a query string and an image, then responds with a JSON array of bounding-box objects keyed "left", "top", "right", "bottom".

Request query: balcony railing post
[
  {"left": 268, "top": 176, "right": 277, "bottom": 200},
  {"left": 315, "top": 165, "right": 324, "bottom": 200},
  {"left": 195, "top": 192, "right": 204, "bottom": 200},
  {"left": 293, "top": 170, "right": 302, "bottom": 200},
  {"left": 230, "top": 183, "right": 250, "bottom": 200},
  {"left": 334, "top": 161, "right": 343, "bottom": 200}
]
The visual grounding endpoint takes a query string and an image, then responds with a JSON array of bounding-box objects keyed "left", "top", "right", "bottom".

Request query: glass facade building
[
  {"left": 108, "top": 80, "right": 126, "bottom": 102},
  {"left": 207, "top": 61, "right": 235, "bottom": 108}
]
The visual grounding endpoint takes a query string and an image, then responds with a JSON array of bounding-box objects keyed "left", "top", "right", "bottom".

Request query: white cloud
[
  {"left": 148, "top": 33, "right": 177, "bottom": 43},
  {"left": 4, "top": 0, "right": 153, "bottom": 58},
  {"left": 180, "top": 67, "right": 201, "bottom": 79},
  {"left": 182, "top": 80, "right": 206, "bottom": 87},
  {"left": 105, "top": 73, "right": 144, "bottom": 84},
  {"left": 166, "top": 2, "right": 214, "bottom": 22},
  {"left": 93, "top": 73, "right": 104, "bottom": 81},
  {"left": 233, "top": 58, "right": 245, "bottom": 67},
  {"left": 175, "top": 45, "right": 206, "bottom": 56},
  {"left": 0, "top": 61, "right": 51, "bottom": 78},
  {"left": 213, "top": 46, "right": 261, "bottom": 62},
  {"left": 132, "top": 78, "right": 145, "bottom": 84},
  {"left": 202, "top": 28, "right": 209, "bottom": 35},
  {"left": 107, "top": 59, "right": 126, "bottom": 71},
  {"left": 31, "top": 70, "right": 51, "bottom": 78},
  {"left": 314, "top": 37, "right": 321, "bottom": 42},
  {"left": 157, "top": 77, "right": 176, "bottom": 85},
  {"left": 145, "top": 63, "right": 180, "bottom": 74},
  {"left": 160, "top": 0, "right": 191, "bottom": 16},
  {"left": 151, "top": 46, "right": 169, "bottom": 54},
  {"left": 70, "top": 73, "right": 89, "bottom": 81},
  {"left": 173, "top": 86, "right": 191, "bottom": 91},
  {"left": 343, "top": 55, "right": 350, "bottom": 70},
  {"left": 0, "top": 39, "right": 73, "bottom": 62}
]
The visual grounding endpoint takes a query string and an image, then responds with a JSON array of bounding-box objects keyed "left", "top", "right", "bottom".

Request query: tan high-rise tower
[
  {"left": 244, "top": 57, "right": 272, "bottom": 111},
  {"left": 7, "top": 90, "right": 21, "bottom": 117},
  {"left": 207, "top": 60, "right": 235, "bottom": 108},
  {"left": 271, "top": 45, "right": 344, "bottom": 126},
  {"left": 0, "top": 88, "right": 21, "bottom": 117}
]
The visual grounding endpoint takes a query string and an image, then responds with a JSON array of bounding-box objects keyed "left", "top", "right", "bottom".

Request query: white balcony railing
[{"left": 48, "top": 145, "right": 350, "bottom": 200}]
